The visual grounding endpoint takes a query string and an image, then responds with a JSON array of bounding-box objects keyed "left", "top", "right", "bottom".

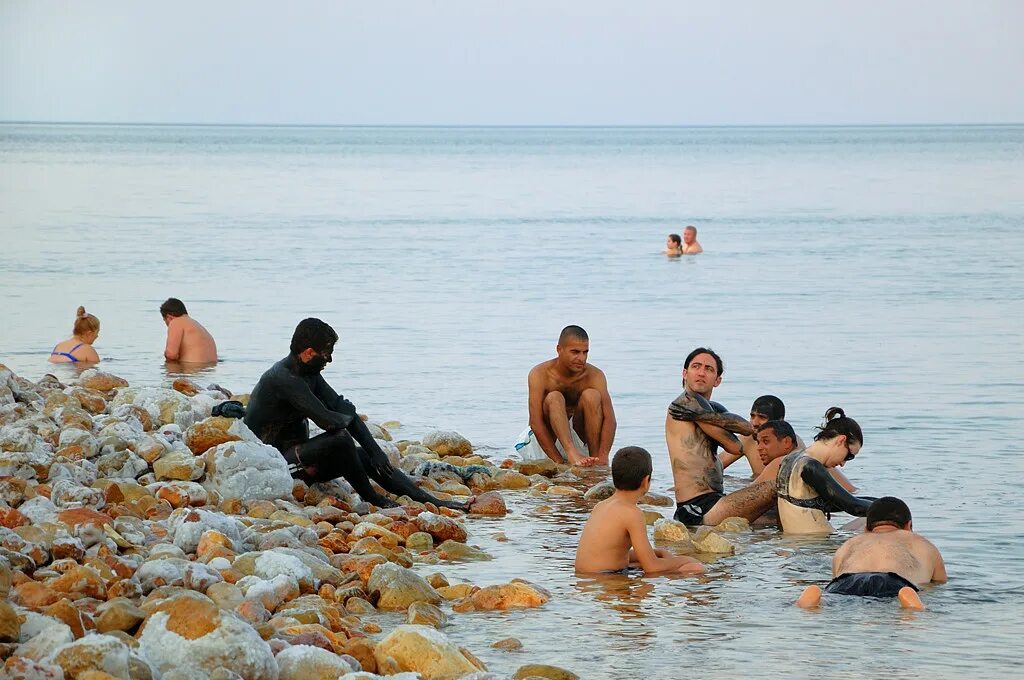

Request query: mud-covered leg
[
  {"left": 291, "top": 431, "right": 398, "bottom": 508},
  {"left": 702, "top": 480, "right": 777, "bottom": 525},
  {"left": 358, "top": 448, "right": 471, "bottom": 511}
]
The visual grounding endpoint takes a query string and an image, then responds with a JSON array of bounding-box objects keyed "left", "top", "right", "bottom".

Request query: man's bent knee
[
  {"left": 578, "top": 388, "right": 601, "bottom": 409},
  {"left": 543, "top": 391, "right": 568, "bottom": 414}
]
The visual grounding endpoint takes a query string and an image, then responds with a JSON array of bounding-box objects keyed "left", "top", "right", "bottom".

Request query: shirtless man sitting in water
[
  {"left": 665, "top": 347, "right": 777, "bottom": 526},
  {"left": 796, "top": 496, "right": 947, "bottom": 610},
  {"left": 523, "top": 325, "right": 616, "bottom": 466},
  {"left": 161, "top": 298, "right": 218, "bottom": 364},
  {"left": 576, "top": 446, "right": 704, "bottom": 576},
  {"left": 681, "top": 225, "right": 703, "bottom": 254}
]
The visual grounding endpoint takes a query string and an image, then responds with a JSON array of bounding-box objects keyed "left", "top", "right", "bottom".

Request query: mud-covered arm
[
  {"left": 277, "top": 372, "right": 354, "bottom": 432},
  {"left": 313, "top": 377, "right": 393, "bottom": 476},
  {"left": 668, "top": 393, "right": 754, "bottom": 436},
  {"left": 799, "top": 460, "right": 873, "bottom": 516}
]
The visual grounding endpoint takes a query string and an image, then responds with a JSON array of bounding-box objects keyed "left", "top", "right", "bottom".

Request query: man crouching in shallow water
[
  {"left": 665, "top": 347, "right": 777, "bottom": 526},
  {"left": 244, "top": 318, "right": 470, "bottom": 511},
  {"left": 796, "top": 497, "right": 947, "bottom": 610}
]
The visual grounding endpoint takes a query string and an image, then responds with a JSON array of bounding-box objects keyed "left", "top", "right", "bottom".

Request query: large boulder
[
  {"left": 138, "top": 592, "right": 278, "bottom": 680},
  {"left": 166, "top": 508, "right": 244, "bottom": 553},
  {"left": 77, "top": 369, "right": 129, "bottom": 393},
  {"left": 466, "top": 580, "right": 549, "bottom": 611},
  {"left": 367, "top": 563, "right": 441, "bottom": 610},
  {"left": 111, "top": 387, "right": 193, "bottom": 428},
  {"left": 203, "top": 440, "right": 292, "bottom": 501},
  {"left": 47, "top": 633, "right": 132, "bottom": 679},
  {"left": 373, "top": 625, "right": 479, "bottom": 679}
]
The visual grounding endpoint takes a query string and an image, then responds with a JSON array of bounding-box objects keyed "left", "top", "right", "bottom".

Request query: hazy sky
[{"left": 2, "top": 1, "right": 1022, "bottom": 125}]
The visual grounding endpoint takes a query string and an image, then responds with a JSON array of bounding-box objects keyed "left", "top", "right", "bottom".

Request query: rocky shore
[{"left": 0, "top": 364, "right": 740, "bottom": 680}]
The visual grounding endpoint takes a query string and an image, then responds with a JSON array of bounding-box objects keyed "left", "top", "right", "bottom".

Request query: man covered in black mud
[{"left": 243, "top": 317, "right": 469, "bottom": 511}]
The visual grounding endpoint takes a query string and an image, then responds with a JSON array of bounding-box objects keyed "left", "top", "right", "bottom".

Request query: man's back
[
  {"left": 834, "top": 530, "right": 943, "bottom": 585},
  {"left": 168, "top": 315, "right": 218, "bottom": 363}
]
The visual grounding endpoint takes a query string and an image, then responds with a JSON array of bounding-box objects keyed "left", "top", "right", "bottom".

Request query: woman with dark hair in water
[
  {"left": 49, "top": 306, "right": 101, "bottom": 364},
  {"left": 772, "top": 407, "right": 875, "bottom": 534}
]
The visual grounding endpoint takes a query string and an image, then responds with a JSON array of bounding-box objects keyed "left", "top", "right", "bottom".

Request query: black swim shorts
[
  {"left": 824, "top": 572, "right": 920, "bottom": 598},
  {"left": 674, "top": 491, "right": 725, "bottom": 526}
]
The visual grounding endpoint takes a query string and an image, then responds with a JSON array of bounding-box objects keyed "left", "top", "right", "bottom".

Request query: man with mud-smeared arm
[
  {"left": 665, "top": 347, "right": 777, "bottom": 525},
  {"left": 244, "top": 318, "right": 469, "bottom": 511},
  {"left": 526, "top": 325, "right": 616, "bottom": 466}
]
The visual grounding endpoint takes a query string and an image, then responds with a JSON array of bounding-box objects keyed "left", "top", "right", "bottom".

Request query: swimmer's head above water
[
  {"left": 683, "top": 225, "right": 698, "bottom": 245},
  {"left": 750, "top": 395, "right": 785, "bottom": 429},
  {"left": 867, "top": 496, "right": 912, "bottom": 532}
]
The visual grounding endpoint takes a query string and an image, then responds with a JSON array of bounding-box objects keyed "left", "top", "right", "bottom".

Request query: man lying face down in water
[
  {"left": 753, "top": 407, "right": 874, "bottom": 534},
  {"left": 575, "top": 446, "right": 704, "bottom": 575},
  {"left": 244, "top": 318, "right": 469, "bottom": 511},
  {"left": 796, "top": 496, "right": 947, "bottom": 610},
  {"left": 665, "top": 348, "right": 778, "bottom": 526}
]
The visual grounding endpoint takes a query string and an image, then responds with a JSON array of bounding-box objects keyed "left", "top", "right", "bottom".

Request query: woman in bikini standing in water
[{"left": 49, "top": 306, "right": 101, "bottom": 364}]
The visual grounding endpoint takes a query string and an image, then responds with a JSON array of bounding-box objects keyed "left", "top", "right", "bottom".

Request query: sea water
[{"left": 1, "top": 124, "right": 1023, "bottom": 678}]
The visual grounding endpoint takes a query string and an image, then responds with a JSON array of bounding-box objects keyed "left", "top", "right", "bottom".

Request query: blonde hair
[{"left": 73, "top": 306, "right": 100, "bottom": 337}]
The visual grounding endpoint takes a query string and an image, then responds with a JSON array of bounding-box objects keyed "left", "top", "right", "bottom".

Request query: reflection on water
[{"left": 163, "top": 359, "right": 220, "bottom": 378}]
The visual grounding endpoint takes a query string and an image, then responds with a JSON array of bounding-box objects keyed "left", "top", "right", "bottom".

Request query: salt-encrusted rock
[
  {"left": 692, "top": 527, "right": 736, "bottom": 554},
  {"left": 47, "top": 633, "right": 132, "bottom": 679},
  {"left": 714, "top": 516, "right": 751, "bottom": 533},
  {"left": 233, "top": 548, "right": 344, "bottom": 590},
  {"left": 156, "top": 481, "right": 209, "bottom": 508},
  {"left": 95, "top": 598, "right": 147, "bottom": 634},
  {"left": 466, "top": 580, "right": 549, "bottom": 611},
  {"left": 18, "top": 496, "right": 59, "bottom": 525},
  {"left": 78, "top": 369, "right": 129, "bottom": 393},
  {"left": 513, "top": 664, "right": 580, "bottom": 680},
  {"left": 135, "top": 558, "right": 223, "bottom": 594},
  {"left": 405, "top": 532, "right": 433, "bottom": 551},
  {"left": 166, "top": 508, "right": 244, "bottom": 553},
  {"left": 111, "top": 387, "right": 192, "bottom": 428},
  {"left": 373, "top": 625, "right": 479, "bottom": 679},
  {"left": 367, "top": 563, "right": 441, "bottom": 610},
  {"left": 184, "top": 417, "right": 250, "bottom": 456},
  {"left": 653, "top": 518, "right": 692, "bottom": 544},
  {"left": 138, "top": 593, "right": 277, "bottom": 680},
  {"left": 275, "top": 644, "right": 359, "bottom": 680},
  {"left": 203, "top": 440, "right": 291, "bottom": 501},
  {"left": 583, "top": 479, "right": 615, "bottom": 501},
  {"left": 2, "top": 656, "right": 67, "bottom": 680},
  {"left": 153, "top": 449, "right": 205, "bottom": 482},
  {"left": 240, "top": 574, "right": 300, "bottom": 612},
  {"left": 412, "top": 512, "right": 467, "bottom": 543},
  {"left": 421, "top": 431, "right": 473, "bottom": 458},
  {"left": 50, "top": 480, "right": 105, "bottom": 510}
]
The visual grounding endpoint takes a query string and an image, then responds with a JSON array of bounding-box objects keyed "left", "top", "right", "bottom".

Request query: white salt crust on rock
[
  {"left": 275, "top": 644, "right": 360, "bottom": 680},
  {"left": 203, "top": 439, "right": 292, "bottom": 501}
]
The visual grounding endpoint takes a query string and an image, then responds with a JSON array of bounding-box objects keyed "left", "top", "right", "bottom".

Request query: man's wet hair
[
  {"left": 757, "top": 419, "right": 797, "bottom": 446},
  {"left": 159, "top": 298, "right": 188, "bottom": 318},
  {"left": 684, "top": 225, "right": 698, "bottom": 234},
  {"left": 684, "top": 347, "right": 723, "bottom": 375},
  {"left": 668, "top": 233, "right": 682, "bottom": 245},
  {"left": 867, "top": 497, "right": 912, "bottom": 530},
  {"left": 813, "top": 407, "right": 864, "bottom": 446},
  {"left": 751, "top": 395, "right": 785, "bottom": 420},
  {"left": 559, "top": 325, "right": 589, "bottom": 344},
  {"left": 290, "top": 318, "right": 339, "bottom": 355},
  {"left": 611, "top": 446, "right": 653, "bottom": 491}
]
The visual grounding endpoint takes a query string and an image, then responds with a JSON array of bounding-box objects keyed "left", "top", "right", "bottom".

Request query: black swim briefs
[
  {"left": 601, "top": 566, "right": 645, "bottom": 576},
  {"left": 824, "top": 572, "right": 920, "bottom": 598},
  {"left": 674, "top": 491, "right": 725, "bottom": 526}
]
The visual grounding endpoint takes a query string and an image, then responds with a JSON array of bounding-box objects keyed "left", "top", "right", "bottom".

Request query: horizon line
[{"left": 2, "top": 119, "right": 1022, "bottom": 129}]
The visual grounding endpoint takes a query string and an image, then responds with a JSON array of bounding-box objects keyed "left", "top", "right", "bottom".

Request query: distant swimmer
[
  {"left": 664, "top": 233, "right": 683, "bottom": 257},
  {"left": 160, "top": 298, "right": 218, "bottom": 363},
  {"left": 244, "top": 318, "right": 469, "bottom": 511},
  {"left": 516, "top": 325, "right": 617, "bottom": 466},
  {"left": 682, "top": 225, "right": 703, "bottom": 254},
  {"left": 796, "top": 497, "right": 947, "bottom": 610},
  {"left": 48, "top": 306, "right": 101, "bottom": 364},
  {"left": 665, "top": 347, "right": 777, "bottom": 526},
  {"left": 762, "top": 407, "right": 875, "bottom": 534},
  {"left": 575, "top": 446, "right": 704, "bottom": 576}
]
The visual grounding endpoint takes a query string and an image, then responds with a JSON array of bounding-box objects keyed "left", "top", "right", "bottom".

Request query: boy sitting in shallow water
[{"left": 575, "top": 446, "right": 705, "bottom": 575}]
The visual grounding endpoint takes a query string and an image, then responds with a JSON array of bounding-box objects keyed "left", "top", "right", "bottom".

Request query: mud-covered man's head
[
  {"left": 682, "top": 347, "right": 723, "bottom": 398},
  {"left": 290, "top": 318, "right": 338, "bottom": 374}
]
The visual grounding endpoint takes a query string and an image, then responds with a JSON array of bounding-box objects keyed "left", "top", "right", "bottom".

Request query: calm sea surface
[{"left": 1, "top": 124, "right": 1023, "bottom": 678}]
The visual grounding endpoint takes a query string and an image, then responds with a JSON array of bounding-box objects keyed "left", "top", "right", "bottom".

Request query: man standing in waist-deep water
[{"left": 244, "top": 318, "right": 469, "bottom": 510}]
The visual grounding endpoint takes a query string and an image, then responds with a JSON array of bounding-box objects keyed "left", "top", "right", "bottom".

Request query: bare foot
[
  {"left": 796, "top": 585, "right": 822, "bottom": 609},
  {"left": 898, "top": 586, "right": 925, "bottom": 610}
]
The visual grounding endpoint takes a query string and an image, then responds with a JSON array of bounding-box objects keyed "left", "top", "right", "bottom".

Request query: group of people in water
[
  {"left": 519, "top": 325, "right": 945, "bottom": 609},
  {"left": 40, "top": 298, "right": 946, "bottom": 610},
  {"left": 48, "top": 298, "right": 218, "bottom": 365}
]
